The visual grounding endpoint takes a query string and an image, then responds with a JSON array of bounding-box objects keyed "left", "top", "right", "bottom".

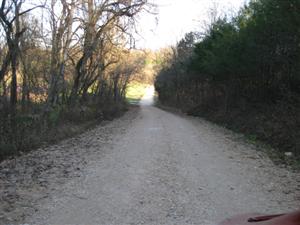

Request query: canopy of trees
[{"left": 0, "top": 0, "right": 151, "bottom": 159}]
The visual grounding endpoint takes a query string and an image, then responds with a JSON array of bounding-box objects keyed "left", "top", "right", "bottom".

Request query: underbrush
[
  {"left": 0, "top": 101, "right": 128, "bottom": 161},
  {"left": 158, "top": 94, "right": 300, "bottom": 168},
  {"left": 187, "top": 98, "right": 300, "bottom": 167}
]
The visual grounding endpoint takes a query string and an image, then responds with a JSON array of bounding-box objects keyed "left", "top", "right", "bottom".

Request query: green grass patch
[{"left": 126, "top": 82, "right": 148, "bottom": 104}]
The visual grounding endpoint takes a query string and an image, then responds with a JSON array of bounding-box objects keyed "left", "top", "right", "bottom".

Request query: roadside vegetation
[
  {"left": 155, "top": 0, "right": 300, "bottom": 163},
  {"left": 0, "top": 0, "right": 153, "bottom": 160},
  {"left": 126, "top": 51, "right": 157, "bottom": 104},
  {"left": 126, "top": 82, "right": 149, "bottom": 104}
]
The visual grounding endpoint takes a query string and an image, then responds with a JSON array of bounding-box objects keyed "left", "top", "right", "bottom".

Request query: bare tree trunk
[
  {"left": 47, "top": 0, "right": 75, "bottom": 108},
  {"left": 0, "top": 0, "right": 33, "bottom": 112},
  {"left": 21, "top": 74, "right": 27, "bottom": 112},
  {"left": 10, "top": 50, "right": 17, "bottom": 111},
  {"left": 113, "top": 72, "right": 121, "bottom": 102}
]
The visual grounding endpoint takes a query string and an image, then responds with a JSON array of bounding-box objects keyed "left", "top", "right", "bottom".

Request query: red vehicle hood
[{"left": 219, "top": 210, "right": 300, "bottom": 225}]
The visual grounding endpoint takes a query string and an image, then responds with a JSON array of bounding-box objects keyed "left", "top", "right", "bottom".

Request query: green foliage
[
  {"left": 155, "top": 0, "right": 300, "bottom": 157},
  {"left": 247, "top": 134, "right": 258, "bottom": 144},
  {"left": 193, "top": 19, "right": 239, "bottom": 82},
  {"left": 156, "top": 0, "right": 300, "bottom": 105}
]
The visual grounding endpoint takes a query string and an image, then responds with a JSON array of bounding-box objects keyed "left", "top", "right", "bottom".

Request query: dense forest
[
  {"left": 155, "top": 0, "right": 300, "bottom": 160},
  {"left": 0, "top": 0, "right": 151, "bottom": 159}
]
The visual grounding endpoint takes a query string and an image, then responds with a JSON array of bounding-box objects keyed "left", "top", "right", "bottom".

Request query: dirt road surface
[{"left": 1, "top": 87, "right": 299, "bottom": 225}]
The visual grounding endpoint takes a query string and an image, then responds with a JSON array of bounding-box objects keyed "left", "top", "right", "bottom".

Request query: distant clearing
[{"left": 126, "top": 82, "right": 149, "bottom": 104}]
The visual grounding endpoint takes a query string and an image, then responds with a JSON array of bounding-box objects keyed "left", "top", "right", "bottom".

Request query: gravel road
[{"left": 1, "top": 87, "right": 299, "bottom": 225}]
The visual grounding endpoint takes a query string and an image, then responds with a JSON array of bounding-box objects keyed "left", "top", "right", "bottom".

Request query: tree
[
  {"left": 46, "top": 0, "right": 76, "bottom": 108},
  {"left": 0, "top": 0, "right": 41, "bottom": 110},
  {"left": 69, "top": 0, "right": 147, "bottom": 103}
]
